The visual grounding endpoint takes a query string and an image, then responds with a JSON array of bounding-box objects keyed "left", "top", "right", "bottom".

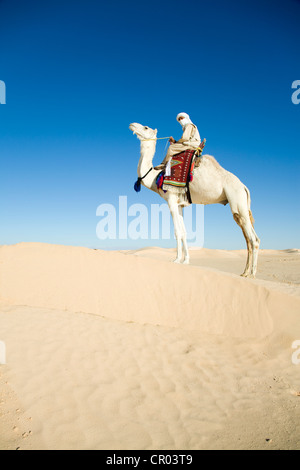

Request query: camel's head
[{"left": 129, "top": 123, "right": 157, "bottom": 141}]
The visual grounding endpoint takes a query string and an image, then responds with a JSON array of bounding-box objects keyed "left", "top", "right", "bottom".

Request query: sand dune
[
  {"left": 0, "top": 243, "right": 299, "bottom": 450},
  {"left": 0, "top": 242, "right": 293, "bottom": 338}
]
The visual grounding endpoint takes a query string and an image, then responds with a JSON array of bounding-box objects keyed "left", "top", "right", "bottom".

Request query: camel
[{"left": 129, "top": 122, "right": 260, "bottom": 278}]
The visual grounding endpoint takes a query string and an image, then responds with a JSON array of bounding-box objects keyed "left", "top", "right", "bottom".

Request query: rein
[
  {"left": 141, "top": 136, "right": 171, "bottom": 141},
  {"left": 133, "top": 136, "right": 170, "bottom": 192},
  {"left": 134, "top": 167, "right": 153, "bottom": 193}
]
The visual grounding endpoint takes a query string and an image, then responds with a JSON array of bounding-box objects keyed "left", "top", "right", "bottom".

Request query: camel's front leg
[
  {"left": 168, "top": 197, "right": 182, "bottom": 263},
  {"left": 178, "top": 205, "right": 189, "bottom": 264}
]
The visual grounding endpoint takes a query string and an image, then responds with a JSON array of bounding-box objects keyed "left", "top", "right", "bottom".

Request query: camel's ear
[{"left": 154, "top": 128, "right": 158, "bottom": 136}]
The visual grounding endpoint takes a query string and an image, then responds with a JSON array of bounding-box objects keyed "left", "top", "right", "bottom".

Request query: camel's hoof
[
  {"left": 183, "top": 259, "right": 190, "bottom": 265},
  {"left": 241, "top": 272, "right": 255, "bottom": 279},
  {"left": 173, "top": 258, "right": 181, "bottom": 264}
]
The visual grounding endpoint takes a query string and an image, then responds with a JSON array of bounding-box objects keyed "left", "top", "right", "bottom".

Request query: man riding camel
[{"left": 155, "top": 112, "right": 201, "bottom": 173}]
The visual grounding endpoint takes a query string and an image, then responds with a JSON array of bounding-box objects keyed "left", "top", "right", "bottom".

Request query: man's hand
[{"left": 169, "top": 136, "right": 176, "bottom": 144}]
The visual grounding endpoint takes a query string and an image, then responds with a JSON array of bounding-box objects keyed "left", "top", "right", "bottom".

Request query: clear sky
[{"left": 0, "top": 0, "right": 299, "bottom": 250}]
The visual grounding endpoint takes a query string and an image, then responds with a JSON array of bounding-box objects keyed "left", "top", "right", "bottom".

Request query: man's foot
[{"left": 154, "top": 164, "right": 165, "bottom": 171}]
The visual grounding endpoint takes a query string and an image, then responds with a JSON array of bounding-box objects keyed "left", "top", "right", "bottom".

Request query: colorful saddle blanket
[{"left": 162, "top": 149, "right": 195, "bottom": 191}]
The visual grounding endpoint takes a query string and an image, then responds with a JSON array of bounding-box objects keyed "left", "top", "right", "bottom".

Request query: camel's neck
[{"left": 137, "top": 140, "right": 157, "bottom": 183}]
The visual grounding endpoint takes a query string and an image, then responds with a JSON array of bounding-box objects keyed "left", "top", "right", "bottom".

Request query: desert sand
[{"left": 0, "top": 243, "right": 299, "bottom": 450}]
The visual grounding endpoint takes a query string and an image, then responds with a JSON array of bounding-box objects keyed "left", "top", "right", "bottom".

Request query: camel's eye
[{"left": 144, "top": 126, "right": 149, "bottom": 130}]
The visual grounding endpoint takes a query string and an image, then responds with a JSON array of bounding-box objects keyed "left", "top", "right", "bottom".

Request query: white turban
[{"left": 176, "top": 112, "right": 192, "bottom": 129}]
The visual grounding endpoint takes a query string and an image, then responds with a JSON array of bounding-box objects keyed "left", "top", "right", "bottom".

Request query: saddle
[
  {"left": 163, "top": 149, "right": 195, "bottom": 190},
  {"left": 156, "top": 139, "right": 206, "bottom": 191}
]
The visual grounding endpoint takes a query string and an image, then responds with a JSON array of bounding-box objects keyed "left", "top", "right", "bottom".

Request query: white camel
[{"left": 130, "top": 123, "right": 260, "bottom": 278}]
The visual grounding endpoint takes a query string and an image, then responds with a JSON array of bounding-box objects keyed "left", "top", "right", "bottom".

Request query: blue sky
[{"left": 0, "top": 0, "right": 299, "bottom": 250}]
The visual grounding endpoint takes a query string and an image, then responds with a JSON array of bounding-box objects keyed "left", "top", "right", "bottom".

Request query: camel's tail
[{"left": 244, "top": 186, "right": 255, "bottom": 227}]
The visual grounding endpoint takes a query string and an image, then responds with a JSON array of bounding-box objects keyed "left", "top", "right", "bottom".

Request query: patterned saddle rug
[{"left": 162, "top": 149, "right": 195, "bottom": 194}]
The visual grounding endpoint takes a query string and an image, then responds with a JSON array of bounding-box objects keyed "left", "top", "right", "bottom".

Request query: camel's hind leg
[
  {"left": 233, "top": 213, "right": 252, "bottom": 277},
  {"left": 228, "top": 185, "right": 260, "bottom": 277},
  {"left": 233, "top": 211, "right": 260, "bottom": 278},
  {"left": 250, "top": 211, "right": 260, "bottom": 277}
]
